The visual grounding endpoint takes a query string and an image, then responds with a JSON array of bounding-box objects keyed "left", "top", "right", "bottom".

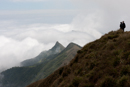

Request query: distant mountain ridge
[
  {"left": 21, "top": 41, "right": 65, "bottom": 66},
  {"left": 0, "top": 41, "right": 81, "bottom": 87}
]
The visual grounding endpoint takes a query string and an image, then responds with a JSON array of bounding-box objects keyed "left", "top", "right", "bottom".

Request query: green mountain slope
[
  {"left": 27, "top": 30, "right": 130, "bottom": 87},
  {"left": 21, "top": 41, "right": 65, "bottom": 66},
  {"left": 32, "top": 42, "right": 82, "bottom": 82},
  {"left": 0, "top": 42, "right": 81, "bottom": 87}
]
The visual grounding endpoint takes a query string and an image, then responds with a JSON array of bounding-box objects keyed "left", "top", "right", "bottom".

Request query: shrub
[
  {"left": 122, "top": 51, "right": 130, "bottom": 60},
  {"left": 113, "top": 50, "right": 122, "bottom": 56},
  {"left": 108, "top": 34, "right": 118, "bottom": 39},
  {"left": 120, "top": 65, "right": 130, "bottom": 76},
  {"left": 89, "top": 43, "right": 96, "bottom": 49},
  {"left": 74, "top": 68, "right": 83, "bottom": 75},
  {"left": 78, "top": 68, "right": 82, "bottom": 74},
  {"left": 69, "top": 84, "right": 73, "bottom": 87},
  {"left": 89, "top": 62, "right": 96, "bottom": 70},
  {"left": 84, "top": 83, "right": 94, "bottom": 87},
  {"left": 77, "top": 50, "right": 83, "bottom": 54},
  {"left": 72, "top": 77, "right": 82, "bottom": 87},
  {"left": 73, "top": 56, "right": 79, "bottom": 63},
  {"left": 106, "top": 44, "right": 115, "bottom": 50},
  {"left": 127, "top": 56, "right": 130, "bottom": 64},
  {"left": 113, "top": 39, "right": 117, "bottom": 42},
  {"left": 62, "top": 67, "right": 71, "bottom": 77},
  {"left": 107, "top": 67, "right": 118, "bottom": 78},
  {"left": 113, "top": 57, "right": 120, "bottom": 67},
  {"left": 128, "top": 41, "right": 130, "bottom": 45},
  {"left": 100, "top": 76, "right": 116, "bottom": 87},
  {"left": 86, "top": 69, "right": 102, "bottom": 83},
  {"left": 59, "top": 67, "right": 64, "bottom": 75},
  {"left": 117, "top": 75, "right": 129, "bottom": 87},
  {"left": 87, "top": 52, "right": 97, "bottom": 59}
]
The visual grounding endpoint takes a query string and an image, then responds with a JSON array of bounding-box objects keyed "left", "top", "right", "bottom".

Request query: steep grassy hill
[
  {"left": 27, "top": 30, "right": 130, "bottom": 87},
  {"left": 0, "top": 42, "right": 81, "bottom": 87}
]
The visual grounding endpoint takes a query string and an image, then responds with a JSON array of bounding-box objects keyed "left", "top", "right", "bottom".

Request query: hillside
[
  {"left": 0, "top": 42, "right": 81, "bottom": 87},
  {"left": 21, "top": 41, "right": 65, "bottom": 66},
  {"left": 31, "top": 42, "right": 82, "bottom": 82},
  {"left": 27, "top": 30, "right": 130, "bottom": 87}
]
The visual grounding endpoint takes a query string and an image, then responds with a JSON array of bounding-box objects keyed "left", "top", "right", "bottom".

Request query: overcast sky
[{"left": 0, "top": 0, "right": 129, "bottom": 72}]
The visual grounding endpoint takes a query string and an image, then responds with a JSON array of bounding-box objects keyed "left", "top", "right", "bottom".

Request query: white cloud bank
[
  {"left": 0, "top": 35, "right": 44, "bottom": 72},
  {"left": 1, "top": 0, "right": 130, "bottom": 72},
  {"left": 70, "top": 0, "right": 130, "bottom": 32},
  {"left": 0, "top": 22, "right": 102, "bottom": 72}
]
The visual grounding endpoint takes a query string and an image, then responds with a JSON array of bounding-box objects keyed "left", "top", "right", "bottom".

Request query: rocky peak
[{"left": 50, "top": 41, "right": 65, "bottom": 54}]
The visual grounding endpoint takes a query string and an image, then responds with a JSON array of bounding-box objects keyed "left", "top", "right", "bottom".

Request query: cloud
[
  {"left": 9, "top": 0, "right": 47, "bottom": 2},
  {"left": 0, "top": 22, "right": 98, "bottom": 45},
  {"left": 0, "top": 35, "right": 45, "bottom": 72},
  {"left": 0, "top": 9, "right": 79, "bottom": 24},
  {"left": 69, "top": 0, "right": 130, "bottom": 33},
  {"left": 0, "top": 21, "right": 102, "bottom": 72},
  {"left": 1, "top": 0, "right": 130, "bottom": 72},
  {"left": 71, "top": 10, "right": 104, "bottom": 33}
]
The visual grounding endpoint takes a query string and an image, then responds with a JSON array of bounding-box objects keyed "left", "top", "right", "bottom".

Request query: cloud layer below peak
[
  {"left": 0, "top": 21, "right": 102, "bottom": 72},
  {"left": 1, "top": 0, "right": 130, "bottom": 72}
]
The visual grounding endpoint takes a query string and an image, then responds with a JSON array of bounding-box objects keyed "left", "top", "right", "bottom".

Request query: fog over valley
[{"left": 0, "top": 0, "right": 129, "bottom": 72}]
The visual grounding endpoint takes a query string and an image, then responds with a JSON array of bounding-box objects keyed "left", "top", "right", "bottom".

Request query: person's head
[
  {"left": 122, "top": 21, "right": 124, "bottom": 23},
  {"left": 120, "top": 22, "right": 122, "bottom": 24}
]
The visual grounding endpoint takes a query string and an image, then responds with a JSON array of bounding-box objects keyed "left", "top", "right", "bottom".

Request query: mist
[
  {"left": 70, "top": 0, "right": 130, "bottom": 32},
  {"left": 0, "top": 0, "right": 130, "bottom": 72},
  {"left": 0, "top": 23, "right": 101, "bottom": 72}
]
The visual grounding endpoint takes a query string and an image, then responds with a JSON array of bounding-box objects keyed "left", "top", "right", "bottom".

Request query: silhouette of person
[
  {"left": 120, "top": 21, "right": 126, "bottom": 31},
  {"left": 120, "top": 22, "right": 122, "bottom": 29}
]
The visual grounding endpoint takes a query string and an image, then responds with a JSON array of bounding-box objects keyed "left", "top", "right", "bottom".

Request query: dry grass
[{"left": 27, "top": 30, "right": 130, "bottom": 87}]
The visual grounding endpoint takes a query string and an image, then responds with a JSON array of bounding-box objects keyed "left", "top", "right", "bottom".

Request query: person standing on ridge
[
  {"left": 120, "top": 22, "right": 122, "bottom": 29},
  {"left": 120, "top": 21, "right": 126, "bottom": 31}
]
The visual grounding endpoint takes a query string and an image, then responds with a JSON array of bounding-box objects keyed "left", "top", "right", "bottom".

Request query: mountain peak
[
  {"left": 55, "top": 41, "right": 61, "bottom": 46},
  {"left": 66, "top": 42, "right": 81, "bottom": 49},
  {"left": 56, "top": 41, "right": 60, "bottom": 44},
  {"left": 50, "top": 41, "right": 65, "bottom": 54}
]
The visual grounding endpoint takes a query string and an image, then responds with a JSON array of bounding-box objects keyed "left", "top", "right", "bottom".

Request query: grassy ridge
[{"left": 27, "top": 30, "right": 130, "bottom": 87}]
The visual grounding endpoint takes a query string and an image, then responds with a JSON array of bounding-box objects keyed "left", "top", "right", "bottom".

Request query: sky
[{"left": 0, "top": 0, "right": 130, "bottom": 72}]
